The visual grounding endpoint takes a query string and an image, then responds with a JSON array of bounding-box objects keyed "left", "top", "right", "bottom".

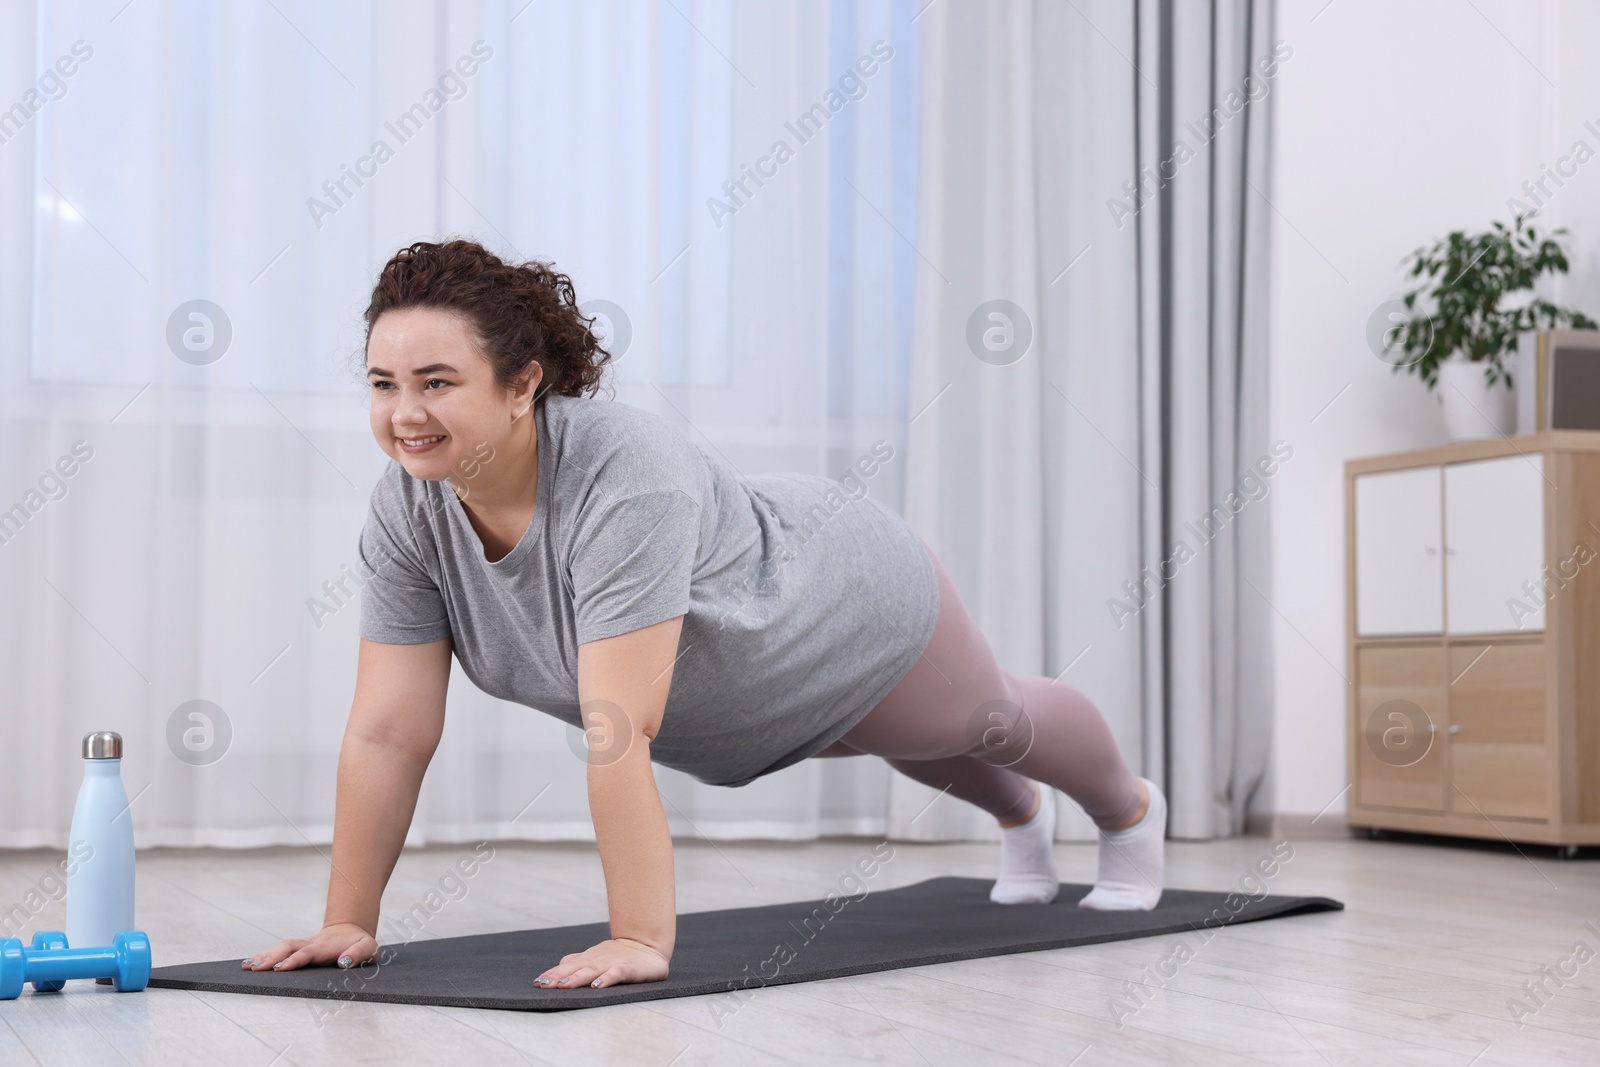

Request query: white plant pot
[{"left": 1437, "top": 359, "right": 1515, "bottom": 441}]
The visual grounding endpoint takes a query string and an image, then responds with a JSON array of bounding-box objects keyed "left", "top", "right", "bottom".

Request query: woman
[{"left": 244, "top": 240, "right": 1166, "bottom": 991}]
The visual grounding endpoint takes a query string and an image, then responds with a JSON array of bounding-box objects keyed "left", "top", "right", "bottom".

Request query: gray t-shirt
[{"left": 356, "top": 392, "right": 940, "bottom": 787}]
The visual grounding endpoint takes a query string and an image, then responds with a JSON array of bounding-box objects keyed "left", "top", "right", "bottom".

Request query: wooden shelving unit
[{"left": 1345, "top": 433, "right": 1600, "bottom": 846}]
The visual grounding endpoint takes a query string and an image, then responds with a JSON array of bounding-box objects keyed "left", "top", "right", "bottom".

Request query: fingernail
[
  {"left": 338, "top": 955, "right": 352, "bottom": 969},
  {"left": 273, "top": 962, "right": 286, "bottom": 970},
  {"left": 590, "top": 979, "right": 602, "bottom": 988}
]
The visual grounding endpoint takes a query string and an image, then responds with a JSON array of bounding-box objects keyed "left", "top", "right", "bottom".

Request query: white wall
[{"left": 1266, "top": 0, "right": 1600, "bottom": 816}]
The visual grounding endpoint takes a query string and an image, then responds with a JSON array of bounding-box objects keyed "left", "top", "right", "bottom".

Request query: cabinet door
[
  {"left": 1447, "top": 643, "right": 1548, "bottom": 820},
  {"left": 1445, "top": 455, "right": 1545, "bottom": 634},
  {"left": 1354, "top": 645, "right": 1445, "bottom": 811},
  {"left": 1355, "top": 467, "right": 1443, "bottom": 635}
]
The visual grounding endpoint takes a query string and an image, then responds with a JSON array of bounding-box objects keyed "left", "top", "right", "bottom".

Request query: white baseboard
[{"left": 1243, "top": 812, "right": 1357, "bottom": 839}]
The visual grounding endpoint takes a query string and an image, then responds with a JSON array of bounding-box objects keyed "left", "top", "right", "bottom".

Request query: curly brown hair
[{"left": 363, "top": 239, "right": 613, "bottom": 405}]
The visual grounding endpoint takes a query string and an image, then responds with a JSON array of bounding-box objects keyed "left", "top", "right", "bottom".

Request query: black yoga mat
[{"left": 147, "top": 877, "right": 1342, "bottom": 1012}]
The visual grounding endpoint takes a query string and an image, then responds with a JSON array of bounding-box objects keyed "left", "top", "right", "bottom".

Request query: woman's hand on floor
[
  {"left": 535, "top": 937, "right": 670, "bottom": 989},
  {"left": 241, "top": 921, "right": 378, "bottom": 972}
]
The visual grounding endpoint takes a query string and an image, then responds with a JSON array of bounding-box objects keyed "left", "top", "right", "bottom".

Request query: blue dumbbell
[
  {"left": 27, "top": 932, "right": 68, "bottom": 992},
  {"left": 0, "top": 931, "right": 151, "bottom": 999}
]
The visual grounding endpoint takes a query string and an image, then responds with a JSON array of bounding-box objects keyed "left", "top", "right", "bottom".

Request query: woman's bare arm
[
  {"left": 244, "top": 637, "right": 452, "bottom": 971},
  {"left": 535, "top": 614, "right": 684, "bottom": 989}
]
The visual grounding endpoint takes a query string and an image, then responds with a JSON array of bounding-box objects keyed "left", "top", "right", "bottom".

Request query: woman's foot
[
  {"left": 1078, "top": 777, "right": 1165, "bottom": 911},
  {"left": 989, "top": 784, "right": 1059, "bottom": 905}
]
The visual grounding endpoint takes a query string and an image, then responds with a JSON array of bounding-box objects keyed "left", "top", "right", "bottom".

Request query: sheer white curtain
[
  {"left": 899, "top": 0, "right": 1276, "bottom": 843},
  {"left": 0, "top": 0, "right": 924, "bottom": 847}
]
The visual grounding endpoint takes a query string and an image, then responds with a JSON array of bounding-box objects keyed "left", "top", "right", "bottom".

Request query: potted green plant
[{"left": 1384, "top": 212, "right": 1595, "bottom": 440}]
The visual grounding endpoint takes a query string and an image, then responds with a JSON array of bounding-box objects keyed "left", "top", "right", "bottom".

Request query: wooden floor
[{"left": 0, "top": 831, "right": 1596, "bottom": 1065}]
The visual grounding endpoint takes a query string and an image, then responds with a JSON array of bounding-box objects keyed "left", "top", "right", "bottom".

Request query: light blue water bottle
[{"left": 65, "top": 731, "right": 135, "bottom": 949}]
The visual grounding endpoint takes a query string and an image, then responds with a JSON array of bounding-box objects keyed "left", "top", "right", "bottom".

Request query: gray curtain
[{"left": 899, "top": 0, "right": 1275, "bottom": 840}]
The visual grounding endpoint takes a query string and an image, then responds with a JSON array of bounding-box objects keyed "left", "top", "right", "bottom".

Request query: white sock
[
  {"left": 989, "top": 785, "right": 1059, "bottom": 905},
  {"left": 1078, "top": 777, "right": 1166, "bottom": 911}
]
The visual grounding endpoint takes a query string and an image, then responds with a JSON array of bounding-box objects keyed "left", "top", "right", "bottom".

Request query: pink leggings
[{"left": 816, "top": 539, "right": 1144, "bottom": 830}]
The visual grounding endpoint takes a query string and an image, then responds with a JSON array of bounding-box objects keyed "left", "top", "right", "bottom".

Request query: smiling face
[{"left": 365, "top": 307, "right": 540, "bottom": 486}]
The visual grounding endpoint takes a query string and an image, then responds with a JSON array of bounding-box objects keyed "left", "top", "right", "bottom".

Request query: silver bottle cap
[{"left": 82, "top": 731, "right": 122, "bottom": 759}]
